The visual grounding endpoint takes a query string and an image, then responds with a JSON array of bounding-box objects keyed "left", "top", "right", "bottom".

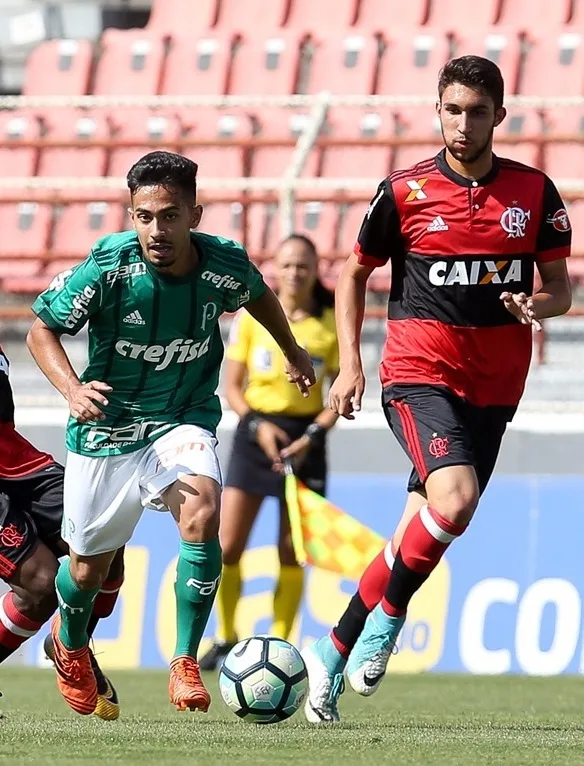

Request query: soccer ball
[{"left": 219, "top": 635, "right": 308, "bottom": 724}]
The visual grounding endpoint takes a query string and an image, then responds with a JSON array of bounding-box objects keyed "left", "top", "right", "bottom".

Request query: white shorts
[{"left": 62, "top": 424, "right": 222, "bottom": 556}]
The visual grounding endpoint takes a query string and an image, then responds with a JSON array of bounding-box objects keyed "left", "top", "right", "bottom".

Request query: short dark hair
[
  {"left": 280, "top": 233, "right": 334, "bottom": 314},
  {"left": 127, "top": 150, "right": 198, "bottom": 199},
  {"left": 438, "top": 55, "right": 504, "bottom": 111}
]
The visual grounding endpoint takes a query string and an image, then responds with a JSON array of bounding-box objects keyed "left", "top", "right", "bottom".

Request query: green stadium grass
[{"left": 1, "top": 669, "right": 584, "bottom": 765}]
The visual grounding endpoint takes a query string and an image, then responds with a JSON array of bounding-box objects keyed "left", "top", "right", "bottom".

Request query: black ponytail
[{"left": 281, "top": 233, "right": 335, "bottom": 317}]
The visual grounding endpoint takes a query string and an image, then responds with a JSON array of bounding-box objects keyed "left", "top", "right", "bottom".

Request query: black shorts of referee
[{"left": 225, "top": 411, "right": 327, "bottom": 499}]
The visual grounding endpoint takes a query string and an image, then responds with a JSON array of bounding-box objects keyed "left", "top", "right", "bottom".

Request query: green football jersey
[{"left": 32, "top": 230, "right": 266, "bottom": 456}]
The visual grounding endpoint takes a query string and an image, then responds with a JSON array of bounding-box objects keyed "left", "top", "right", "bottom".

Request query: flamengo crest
[{"left": 500, "top": 206, "right": 530, "bottom": 239}]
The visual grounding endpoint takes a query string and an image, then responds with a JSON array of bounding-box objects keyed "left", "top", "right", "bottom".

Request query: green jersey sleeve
[
  {"left": 31, "top": 256, "right": 103, "bottom": 335},
  {"left": 224, "top": 256, "right": 267, "bottom": 313}
]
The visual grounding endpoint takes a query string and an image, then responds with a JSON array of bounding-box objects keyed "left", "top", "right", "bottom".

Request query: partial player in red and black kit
[
  {"left": 302, "top": 55, "right": 573, "bottom": 723},
  {"left": 0, "top": 345, "right": 124, "bottom": 719}
]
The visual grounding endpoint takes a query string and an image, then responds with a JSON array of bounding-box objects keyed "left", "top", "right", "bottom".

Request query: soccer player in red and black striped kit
[
  {"left": 302, "top": 55, "right": 573, "bottom": 723},
  {"left": 0, "top": 345, "right": 124, "bottom": 719}
]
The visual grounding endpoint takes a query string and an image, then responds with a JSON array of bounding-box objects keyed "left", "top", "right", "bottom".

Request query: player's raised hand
[
  {"left": 66, "top": 380, "right": 112, "bottom": 423},
  {"left": 284, "top": 345, "right": 316, "bottom": 397},
  {"left": 500, "top": 292, "right": 543, "bottom": 332},
  {"left": 329, "top": 366, "right": 365, "bottom": 420}
]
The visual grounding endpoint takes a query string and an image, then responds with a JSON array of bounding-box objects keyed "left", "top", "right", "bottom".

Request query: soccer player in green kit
[{"left": 26, "top": 151, "right": 315, "bottom": 716}]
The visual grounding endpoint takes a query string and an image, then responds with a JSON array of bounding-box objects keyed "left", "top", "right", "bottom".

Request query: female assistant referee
[{"left": 200, "top": 233, "right": 339, "bottom": 670}]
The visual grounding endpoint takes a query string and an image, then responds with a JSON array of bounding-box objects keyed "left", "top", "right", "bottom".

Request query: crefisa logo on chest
[{"left": 500, "top": 206, "right": 530, "bottom": 239}]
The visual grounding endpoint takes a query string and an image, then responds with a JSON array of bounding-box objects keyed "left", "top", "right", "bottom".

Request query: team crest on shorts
[
  {"left": 429, "top": 434, "right": 450, "bottom": 459},
  {"left": 0, "top": 524, "right": 25, "bottom": 548}
]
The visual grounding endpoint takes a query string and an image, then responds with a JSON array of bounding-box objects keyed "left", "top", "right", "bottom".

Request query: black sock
[
  {"left": 332, "top": 592, "right": 370, "bottom": 654},
  {"left": 0, "top": 645, "right": 14, "bottom": 664},
  {"left": 86, "top": 614, "right": 99, "bottom": 640},
  {"left": 384, "top": 549, "right": 430, "bottom": 612}
]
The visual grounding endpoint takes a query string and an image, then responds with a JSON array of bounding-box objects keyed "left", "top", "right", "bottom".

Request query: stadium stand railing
[{"left": 2, "top": 0, "right": 584, "bottom": 362}]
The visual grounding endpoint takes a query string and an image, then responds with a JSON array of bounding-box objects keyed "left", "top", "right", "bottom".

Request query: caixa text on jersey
[
  {"left": 429, "top": 259, "right": 523, "bottom": 287},
  {"left": 115, "top": 336, "right": 211, "bottom": 371}
]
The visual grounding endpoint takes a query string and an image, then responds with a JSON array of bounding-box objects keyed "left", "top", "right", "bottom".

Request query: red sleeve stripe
[
  {"left": 353, "top": 242, "right": 387, "bottom": 267},
  {"left": 537, "top": 246, "right": 571, "bottom": 263}
]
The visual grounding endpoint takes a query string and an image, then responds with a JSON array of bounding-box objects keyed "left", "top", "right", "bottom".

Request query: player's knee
[
  {"left": 70, "top": 560, "right": 108, "bottom": 591},
  {"left": 427, "top": 470, "right": 479, "bottom": 526},
  {"left": 221, "top": 543, "right": 243, "bottom": 566},
  {"left": 180, "top": 500, "right": 220, "bottom": 542},
  {"left": 433, "top": 487, "right": 478, "bottom": 525}
]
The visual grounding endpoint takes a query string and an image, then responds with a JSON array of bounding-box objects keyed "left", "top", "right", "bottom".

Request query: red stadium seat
[
  {"left": 453, "top": 29, "right": 522, "bottom": 94},
  {"left": 146, "top": 0, "right": 219, "bottom": 35},
  {"left": 0, "top": 111, "right": 40, "bottom": 178},
  {"left": 284, "top": 0, "right": 359, "bottom": 33},
  {"left": 338, "top": 202, "right": 368, "bottom": 254},
  {"left": 93, "top": 30, "right": 166, "bottom": 96},
  {"left": 320, "top": 107, "right": 395, "bottom": 194},
  {"left": 228, "top": 32, "right": 304, "bottom": 95},
  {"left": 425, "top": 0, "right": 501, "bottom": 29},
  {"left": 543, "top": 108, "right": 584, "bottom": 180},
  {"left": 356, "top": 0, "right": 429, "bottom": 30},
  {"left": 306, "top": 33, "right": 381, "bottom": 95},
  {"left": 23, "top": 39, "right": 93, "bottom": 96},
  {"left": 376, "top": 30, "right": 451, "bottom": 96},
  {"left": 161, "top": 35, "right": 232, "bottom": 95},
  {"left": 52, "top": 202, "right": 125, "bottom": 258},
  {"left": 0, "top": 259, "right": 43, "bottom": 279},
  {"left": 520, "top": 32, "right": 584, "bottom": 96},
  {"left": 494, "top": 107, "right": 544, "bottom": 167},
  {"left": 43, "top": 258, "right": 87, "bottom": 278},
  {"left": 392, "top": 106, "right": 443, "bottom": 170},
  {"left": 215, "top": 0, "right": 288, "bottom": 32},
  {"left": 264, "top": 202, "right": 340, "bottom": 255},
  {"left": 497, "top": 0, "right": 571, "bottom": 30},
  {"left": 0, "top": 203, "right": 52, "bottom": 259},
  {"left": 248, "top": 107, "right": 320, "bottom": 181},
  {"left": 200, "top": 203, "right": 244, "bottom": 243},
  {"left": 181, "top": 109, "right": 253, "bottom": 198},
  {"left": 38, "top": 109, "right": 112, "bottom": 177},
  {"left": 245, "top": 203, "right": 274, "bottom": 257},
  {"left": 108, "top": 109, "right": 183, "bottom": 178}
]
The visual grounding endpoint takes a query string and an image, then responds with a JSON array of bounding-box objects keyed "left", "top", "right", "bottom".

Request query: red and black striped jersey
[
  {"left": 0, "top": 346, "right": 54, "bottom": 478},
  {"left": 355, "top": 150, "right": 571, "bottom": 407}
]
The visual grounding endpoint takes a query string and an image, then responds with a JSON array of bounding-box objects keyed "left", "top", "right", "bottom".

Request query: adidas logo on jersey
[
  {"left": 427, "top": 216, "right": 449, "bottom": 232},
  {"left": 123, "top": 311, "right": 146, "bottom": 326}
]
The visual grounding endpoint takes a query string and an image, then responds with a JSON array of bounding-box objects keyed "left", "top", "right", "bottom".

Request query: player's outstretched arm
[
  {"left": 26, "top": 319, "right": 111, "bottom": 422},
  {"left": 244, "top": 288, "right": 316, "bottom": 397},
  {"left": 500, "top": 259, "right": 572, "bottom": 330},
  {"left": 329, "top": 253, "right": 374, "bottom": 420}
]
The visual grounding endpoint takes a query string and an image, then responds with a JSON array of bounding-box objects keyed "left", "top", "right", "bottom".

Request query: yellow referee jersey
[{"left": 227, "top": 308, "right": 339, "bottom": 416}]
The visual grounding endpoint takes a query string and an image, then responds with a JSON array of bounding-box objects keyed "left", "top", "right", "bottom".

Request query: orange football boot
[
  {"left": 169, "top": 656, "right": 211, "bottom": 712},
  {"left": 50, "top": 615, "right": 97, "bottom": 715}
]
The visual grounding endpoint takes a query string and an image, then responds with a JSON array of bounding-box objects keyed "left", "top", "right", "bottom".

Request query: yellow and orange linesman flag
[{"left": 285, "top": 466, "right": 384, "bottom": 581}]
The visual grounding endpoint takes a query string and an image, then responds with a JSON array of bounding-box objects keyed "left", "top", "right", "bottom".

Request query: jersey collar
[{"left": 435, "top": 148, "right": 500, "bottom": 187}]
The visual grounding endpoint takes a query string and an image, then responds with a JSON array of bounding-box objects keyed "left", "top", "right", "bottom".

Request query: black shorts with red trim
[
  {"left": 382, "top": 384, "right": 516, "bottom": 495},
  {"left": 0, "top": 463, "right": 64, "bottom": 581}
]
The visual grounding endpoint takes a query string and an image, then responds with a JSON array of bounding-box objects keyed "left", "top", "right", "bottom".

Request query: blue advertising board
[{"left": 27, "top": 473, "right": 584, "bottom": 675}]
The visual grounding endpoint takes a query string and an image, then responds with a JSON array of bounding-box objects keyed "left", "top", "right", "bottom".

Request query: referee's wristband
[{"left": 303, "top": 422, "right": 327, "bottom": 449}]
